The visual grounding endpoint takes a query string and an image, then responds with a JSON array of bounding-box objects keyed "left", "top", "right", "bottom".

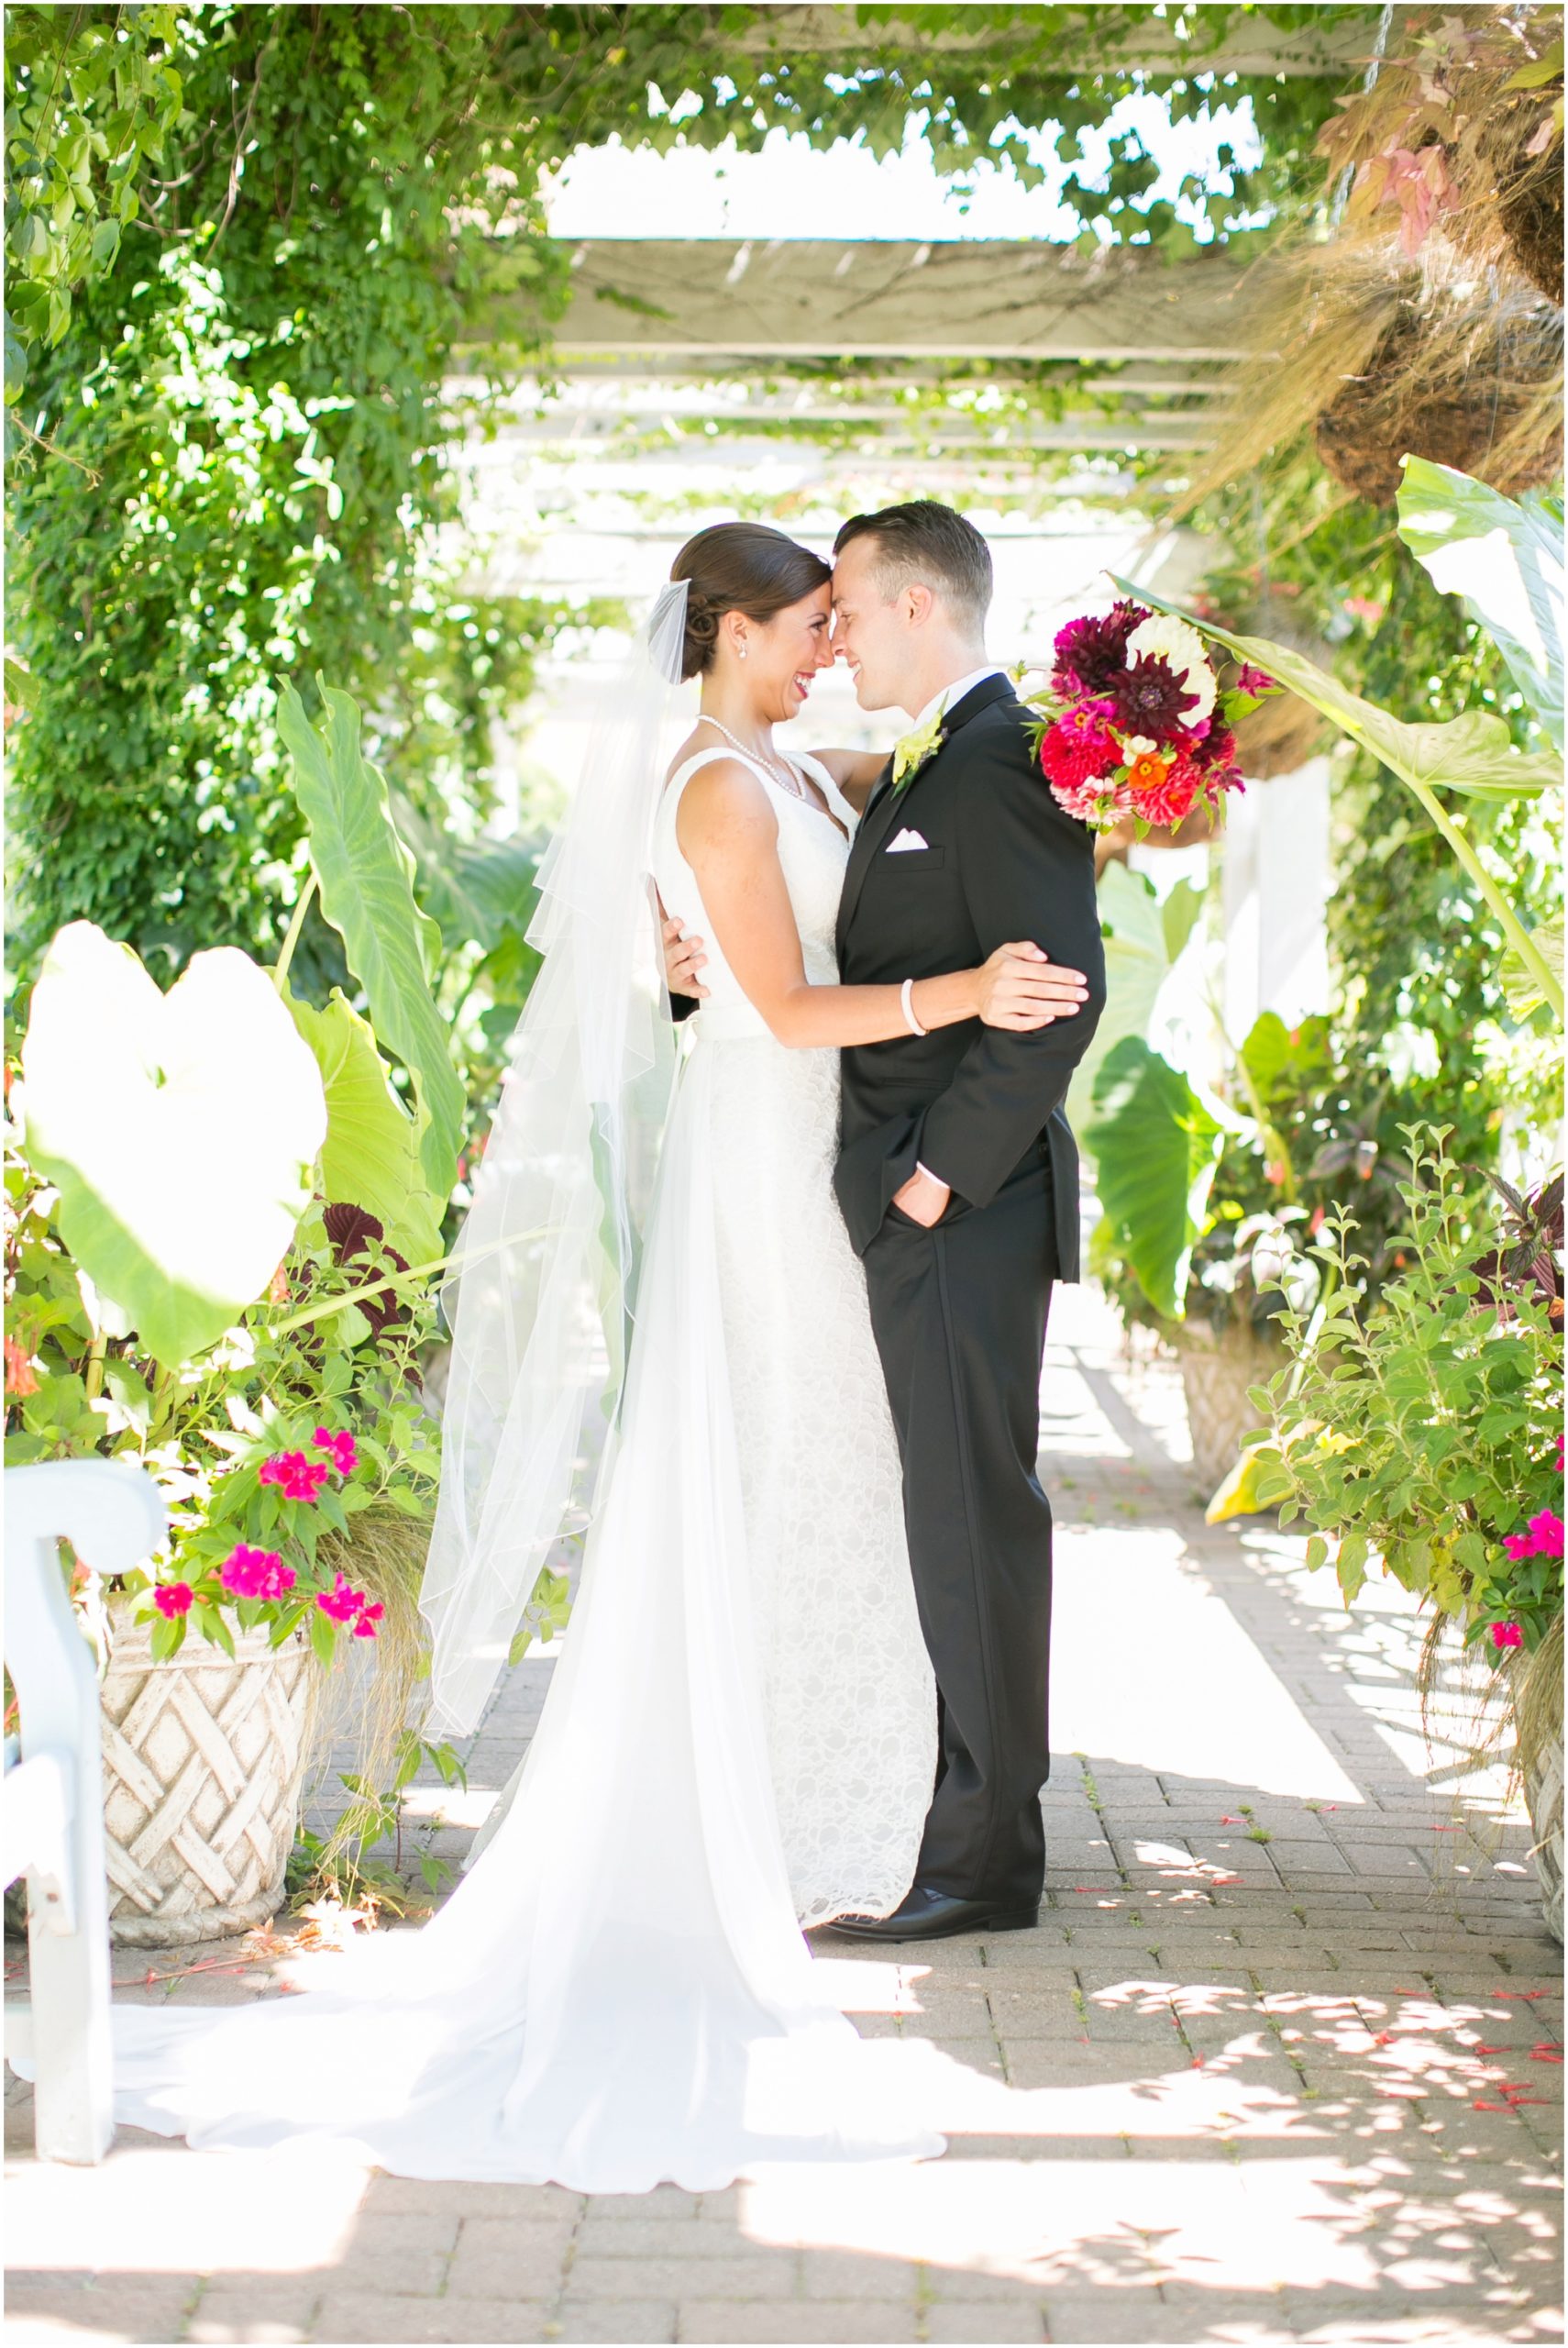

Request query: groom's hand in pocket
[{"left": 891, "top": 1165, "right": 951, "bottom": 1228}]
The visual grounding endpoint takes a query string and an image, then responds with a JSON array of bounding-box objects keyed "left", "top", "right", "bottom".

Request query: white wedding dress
[{"left": 10, "top": 744, "right": 945, "bottom": 2190}]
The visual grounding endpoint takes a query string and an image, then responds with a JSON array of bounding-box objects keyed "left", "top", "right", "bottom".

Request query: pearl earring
[{"left": 738, "top": 641, "right": 747, "bottom": 660}]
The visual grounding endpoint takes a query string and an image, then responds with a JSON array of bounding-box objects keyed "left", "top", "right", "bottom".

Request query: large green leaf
[
  {"left": 1084, "top": 1036, "right": 1236, "bottom": 1322},
  {"left": 1240, "top": 1011, "right": 1332, "bottom": 1118},
  {"left": 1067, "top": 864, "right": 1202, "bottom": 1161},
  {"left": 1115, "top": 579, "right": 1560, "bottom": 802},
  {"left": 22, "top": 924, "right": 326, "bottom": 1367},
  {"left": 277, "top": 679, "right": 465, "bottom": 1199},
  {"left": 284, "top": 987, "right": 444, "bottom": 1267},
  {"left": 1396, "top": 458, "right": 1564, "bottom": 754},
  {"left": 390, "top": 789, "right": 542, "bottom": 954}
]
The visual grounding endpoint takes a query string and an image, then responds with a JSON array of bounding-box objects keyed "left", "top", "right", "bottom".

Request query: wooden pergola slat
[
  {"left": 722, "top": 3, "right": 1375, "bottom": 76},
  {"left": 464, "top": 238, "right": 1268, "bottom": 365}
]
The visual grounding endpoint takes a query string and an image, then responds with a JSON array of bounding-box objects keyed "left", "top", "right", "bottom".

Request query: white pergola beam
[
  {"left": 723, "top": 5, "right": 1375, "bottom": 77},
  {"left": 464, "top": 240, "right": 1267, "bottom": 365}
]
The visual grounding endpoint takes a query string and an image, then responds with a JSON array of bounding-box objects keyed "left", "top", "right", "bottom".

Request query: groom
[
  {"left": 670, "top": 502, "right": 1106, "bottom": 1940},
  {"left": 820, "top": 502, "right": 1105, "bottom": 1940}
]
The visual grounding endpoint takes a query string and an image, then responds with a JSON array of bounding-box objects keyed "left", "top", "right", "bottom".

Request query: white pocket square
[{"left": 886, "top": 827, "right": 930, "bottom": 853}]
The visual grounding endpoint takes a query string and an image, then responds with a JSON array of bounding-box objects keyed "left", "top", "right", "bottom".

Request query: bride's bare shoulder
[
  {"left": 673, "top": 754, "right": 777, "bottom": 857},
  {"left": 664, "top": 724, "right": 719, "bottom": 789}
]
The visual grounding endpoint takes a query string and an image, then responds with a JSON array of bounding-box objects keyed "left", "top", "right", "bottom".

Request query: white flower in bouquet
[{"left": 1124, "top": 613, "right": 1217, "bottom": 728}]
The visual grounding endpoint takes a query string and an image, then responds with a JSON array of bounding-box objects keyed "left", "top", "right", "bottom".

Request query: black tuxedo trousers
[
  {"left": 865, "top": 1153, "right": 1059, "bottom": 1906},
  {"left": 832, "top": 675, "right": 1107, "bottom": 1908}
]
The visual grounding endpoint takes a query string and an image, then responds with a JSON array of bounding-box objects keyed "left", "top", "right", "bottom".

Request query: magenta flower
[
  {"left": 154, "top": 1582, "right": 193, "bottom": 1618},
  {"left": 259, "top": 1449, "right": 330, "bottom": 1503},
  {"left": 1504, "top": 1509, "right": 1565, "bottom": 1562},
  {"left": 1233, "top": 662, "right": 1277, "bottom": 696},
  {"left": 1491, "top": 1621, "right": 1524, "bottom": 1649},
  {"left": 352, "top": 1600, "right": 385, "bottom": 1640},
  {"left": 313, "top": 1426, "right": 358, "bottom": 1477},
  {"left": 219, "top": 1544, "right": 297, "bottom": 1601},
  {"left": 316, "top": 1572, "right": 367, "bottom": 1624}
]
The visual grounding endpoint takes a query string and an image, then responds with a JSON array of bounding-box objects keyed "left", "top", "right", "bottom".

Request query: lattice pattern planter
[
  {"left": 1171, "top": 1319, "right": 1286, "bottom": 1500},
  {"left": 100, "top": 1606, "right": 319, "bottom": 1946}
]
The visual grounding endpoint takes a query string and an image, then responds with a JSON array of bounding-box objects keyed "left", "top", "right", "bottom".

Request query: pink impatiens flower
[
  {"left": 1504, "top": 1510, "right": 1565, "bottom": 1562},
  {"left": 352, "top": 1600, "right": 385, "bottom": 1640},
  {"left": 316, "top": 1573, "right": 368, "bottom": 1625},
  {"left": 154, "top": 1583, "right": 193, "bottom": 1618},
  {"left": 1491, "top": 1622, "right": 1524, "bottom": 1649},
  {"left": 313, "top": 1426, "right": 358, "bottom": 1477},
  {"left": 259, "top": 1450, "right": 330, "bottom": 1503},
  {"left": 219, "top": 1545, "right": 297, "bottom": 1601}
]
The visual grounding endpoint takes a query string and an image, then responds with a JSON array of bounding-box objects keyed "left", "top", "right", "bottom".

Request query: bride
[{"left": 23, "top": 526, "right": 1083, "bottom": 2191}]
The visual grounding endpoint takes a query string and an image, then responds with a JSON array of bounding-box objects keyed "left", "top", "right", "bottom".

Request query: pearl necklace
[{"left": 697, "top": 714, "right": 806, "bottom": 800}]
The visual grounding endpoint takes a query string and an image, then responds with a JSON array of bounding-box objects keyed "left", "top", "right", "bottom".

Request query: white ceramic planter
[
  {"left": 99, "top": 1604, "right": 317, "bottom": 1946},
  {"left": 1172, "top": 1319, "right": 1286, "bottom": 1499}
]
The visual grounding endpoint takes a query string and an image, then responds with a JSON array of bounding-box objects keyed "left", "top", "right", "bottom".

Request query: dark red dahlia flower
[
  {"left": 1051, "top": 600, "right": 1144, "bottom": 699},
  {"left": 1110, "top": 655, "right": 1200, "bottom": 739}
]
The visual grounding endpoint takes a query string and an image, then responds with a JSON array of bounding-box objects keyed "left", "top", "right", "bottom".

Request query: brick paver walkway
[{"left": 6, "top": 1286, "right": 1562, "bottom": 2346}]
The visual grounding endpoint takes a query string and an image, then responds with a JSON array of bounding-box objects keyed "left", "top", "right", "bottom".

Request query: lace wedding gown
[{"left": 9, "top": 745, "right": 944, "bottom": 2190}]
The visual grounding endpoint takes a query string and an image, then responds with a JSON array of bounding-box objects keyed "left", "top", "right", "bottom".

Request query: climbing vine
[{"left": 6, "top": 3, "right": 1366, "bottom": 993}]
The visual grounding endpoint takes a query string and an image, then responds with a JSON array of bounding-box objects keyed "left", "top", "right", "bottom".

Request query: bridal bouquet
[{"left": 1023, "top": 599, "right": 1276, "bottom": 832}]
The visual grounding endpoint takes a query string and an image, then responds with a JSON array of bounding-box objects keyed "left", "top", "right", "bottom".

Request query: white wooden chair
[{"left": 5, "top": 1459, "right": 166, "bottom": 2163}]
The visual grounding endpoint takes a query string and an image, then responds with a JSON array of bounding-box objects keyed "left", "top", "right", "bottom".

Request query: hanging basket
[
  {"left": 1313, "top": 303, "right": 1562, "bottom": 506},
  {"left": 1483, "top": 95, "right": 1565, "bottom": 309},
  {"left": 1171, "top": 1319, "right": 1286, "bottom": 1500},
  {"left": 99, "top": 1602, "right": 320, "bottom": 1946}
]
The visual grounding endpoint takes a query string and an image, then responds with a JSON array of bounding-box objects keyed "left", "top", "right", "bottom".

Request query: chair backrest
[{"left": 6, "top": 1462, "right": 168, "bottom": 1765}]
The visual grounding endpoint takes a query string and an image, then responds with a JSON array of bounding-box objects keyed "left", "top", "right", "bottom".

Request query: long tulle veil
[{"left": 420, "top": 581, "right": 692, "bottom": 1735}]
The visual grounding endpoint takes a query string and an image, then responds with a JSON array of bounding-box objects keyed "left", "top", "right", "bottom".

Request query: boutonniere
[{"left": 890, "top": 694, "right": 948, "bottom": 792}]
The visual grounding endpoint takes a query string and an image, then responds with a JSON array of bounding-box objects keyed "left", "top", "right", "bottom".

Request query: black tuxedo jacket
[{"left": 832, "top": 672, "right": 1106, "bottom": 1269}]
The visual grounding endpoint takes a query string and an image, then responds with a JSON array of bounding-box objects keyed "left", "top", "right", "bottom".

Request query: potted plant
[
  {"left": 1248, "top": 1135, "right": 1563, "bottom": 1942},
  {"left": 4, "top": 677, "right": 482, "bottom": 1942}
]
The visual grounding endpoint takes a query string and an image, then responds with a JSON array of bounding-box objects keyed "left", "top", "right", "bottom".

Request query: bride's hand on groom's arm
[{"left": 974, "top": 942, "right": 1091, "bottom": 1031}]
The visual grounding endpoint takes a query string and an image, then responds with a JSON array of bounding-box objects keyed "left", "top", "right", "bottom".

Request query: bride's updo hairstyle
[{"left": 670, "top": 524, "right": 832, "bottom": 681}]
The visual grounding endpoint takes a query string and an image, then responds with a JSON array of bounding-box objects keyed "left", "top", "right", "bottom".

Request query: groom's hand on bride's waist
[{"left": 661, "top": 911, "right": 709, "bottom": 999}]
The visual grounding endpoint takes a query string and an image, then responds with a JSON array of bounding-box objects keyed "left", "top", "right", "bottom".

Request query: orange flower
[
  {"left": 1125, "top": 748, "right": 1171, "bottom": 793},
  {"left": 4, "top": 1332, "right": 39, "bottom": 1399}
]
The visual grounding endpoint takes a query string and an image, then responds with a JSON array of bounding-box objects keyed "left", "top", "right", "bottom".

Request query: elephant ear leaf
[
  {"left": 22, "top": 924, "right": 326, "bottom": 1368},
  {"left": 277, "top": 678, "right": 465, "bottom": 1202},
  {"left": 1067, "top": 865, "right": 1195, "bottom": 1161},
  {"left": 1083, "top": 1036, "right": 1237, "bottom": 1322},
  {"left": 283, "top": 987, "right": 445, "bottom": 1268},
  {"left": 1396, "top": 458, "right": 1564, "bottom": 755}
]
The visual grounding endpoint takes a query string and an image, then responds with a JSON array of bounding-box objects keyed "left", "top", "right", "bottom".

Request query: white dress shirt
[{"left": 903, "top": 664, "right": 1008, "bottom": 1202}]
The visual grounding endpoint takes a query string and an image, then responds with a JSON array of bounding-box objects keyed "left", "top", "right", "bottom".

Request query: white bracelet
[{"left": 900, "top": 978, "right": 927, "bottom": 1037}]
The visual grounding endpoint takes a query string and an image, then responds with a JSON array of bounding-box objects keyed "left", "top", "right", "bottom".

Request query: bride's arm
[
  {"left": 676, "top": 760, "right": 1087, "bottom": 1049},
  {"left": 809, "top": 746, "right": 888, "bottom": 814}
]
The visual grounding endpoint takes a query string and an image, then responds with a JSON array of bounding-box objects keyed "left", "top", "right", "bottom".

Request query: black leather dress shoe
[{"left": 820, "top": 1885, "right": 1039, "bottom": 1943}]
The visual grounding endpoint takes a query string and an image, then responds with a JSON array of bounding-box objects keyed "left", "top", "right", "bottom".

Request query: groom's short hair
[{"left": 833, "top": 501, "right": 992, "bottom": 632}]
